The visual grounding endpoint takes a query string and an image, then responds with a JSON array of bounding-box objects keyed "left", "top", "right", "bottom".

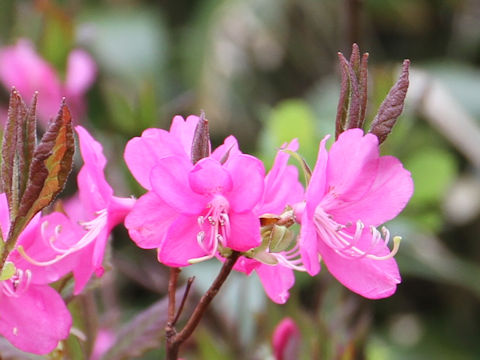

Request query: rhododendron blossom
[
  {"left": 0, "top": 195, "right": 72, "bottom": 354},
  {"left": 295, "top": 129, "right": 413, "bottom": 299},
  {"left": 0, "top": 39, "right": 96, "bottom": 124},
  {"left": 18, "top": 126, "right": 134, "bottom": 294}
]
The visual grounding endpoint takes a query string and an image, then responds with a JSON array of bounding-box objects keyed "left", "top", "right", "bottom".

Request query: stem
[
  {"left": 165, "top": 268, "right": 181, "bottom": 359},
  {"left": 165, "top": 252, "right": 240, "bottom": 360}
]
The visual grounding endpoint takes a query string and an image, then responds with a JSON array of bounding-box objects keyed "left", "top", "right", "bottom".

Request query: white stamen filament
[
  {"left": 189, "top": 197, "right": 231, "bottom": 264},
  {"left": 313, "top": 207, "right": 400, "bottom": 261},
  {"left": 17, "top": 209, "right": 108, "bottom": 267},
  {"left": 1, "top": 269, "right": 32, "bottom": 297}
]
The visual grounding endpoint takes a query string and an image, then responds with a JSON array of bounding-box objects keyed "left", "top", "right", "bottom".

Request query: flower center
[
  {"left": 313, "top": 206, "right": 400, "bottom": 261},
  {"left": 189, "top": 195, "right": 231, "bottom": 264},
  {"left": 1, "top": 269, "right": 31, "bottom": 297}
]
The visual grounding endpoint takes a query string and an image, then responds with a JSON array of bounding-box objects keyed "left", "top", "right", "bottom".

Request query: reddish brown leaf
[
  {"left": 1, "top": 89, "right": 27, "bottom": 219},
  {"left": 191, "top": 110, "right": 211, "bottom": 164},
  {"left": 10, "top": 101, "right": 74, "bottom": 241},
  {"left": 369, "top": 60, "right": 410, "bottom": 144},
  {"left": 335, "top": 53, "right": 351, "bottom": 139}
]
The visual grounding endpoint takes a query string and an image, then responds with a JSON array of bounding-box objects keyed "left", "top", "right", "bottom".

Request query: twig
[{"left": 165, "top": 252, "right": 241, "bottom": 359}]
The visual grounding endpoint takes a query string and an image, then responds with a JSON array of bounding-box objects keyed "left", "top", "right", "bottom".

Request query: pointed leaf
[
  {"left": 9, "top": 101, "right": 74, "bottom": 242},
  {"left": 369, "top": 59, "right": 410, "bottom": 144},
  {"left": 16, "top": 93, "right": 38, "bottom": 204},
  {"left": 191, "top": 111, "right": 211, "bottom": 164},
  {"left": 335, "top": 53, "right": 351, "bottom": 139},
  {"left": 1, "top": 89, "right": 27, "bottom": 220},
  {"left": 358, "top": 52, "right": 369, "bottom": 127}
]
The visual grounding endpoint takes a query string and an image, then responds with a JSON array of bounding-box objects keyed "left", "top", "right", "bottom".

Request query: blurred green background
[{"left": 0, "top": 0, "right": 480, "bottom": 359}]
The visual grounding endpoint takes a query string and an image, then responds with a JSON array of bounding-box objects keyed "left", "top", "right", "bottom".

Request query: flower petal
[
  {"left": 76, "top": 126, "right": 113, "bottom": 213},
  {"left": 0, "top": 285, "right": 72, "bottom": 354},
  {"left": 306, "top": 135, "right": 329, "bottom": 214},
  {"left": 151, "top": 156, "right": 205, "bottom": 214},
  {"left": 124, "top": 128, "right": 187, "bottom": 190},
  {"left": 227, "top": 212, "right": 261, "bottom": 251},
  {"left": 326, "top": 129, "right": 379, "bottom": 202},
  {"left": 327, "top": 155, "right": 414, "bottom": 226},
  {"left": 318, "top": 229, "right": 401, "bottom": 299},
  {"left": 125, "top": 192, "right": 177, "bottom": 249},
  {"left": 256, "top": 263, "right": 295, "bottom": 304},
  {"left": 298, "top": 212, "right": 321, "bottom": 276},
  {"left": 189, "top": 158, "right": 233, "bottom": 195},
  {"left": 159, "top": 215, "right": 208, "bottom": 267},
  {"left": 169, "top": 115, "right": 201, "bottom": 156},
  {"left": 211, "top": 135, "right": 241, "bottom": 163},
  {"left": 224, "top": 154, "right": 265, "bottom": 213}
]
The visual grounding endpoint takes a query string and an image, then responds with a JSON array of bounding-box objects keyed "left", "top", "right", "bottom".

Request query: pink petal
[
  {"left": 256, "top": 263, "right": 295, "bottom": 304},
  {"left": 65, "top": 49, "right": 96, "bottom": 96},
  {"left": 327, "top": 155, "right": 414, "bottom": 226},
  {"left": 298, "top": 213, "right": 321, "bottom": 276},
  {"left": 189, "top": 158, "right": 233, "bottom": 195},
  {"left": 11, "top": 212, "right": 80, "bottom": 285},
  {"left": 306, "top": 135, "right": 329, "bottom": 214},
  {"left": 0, "top": 285, "right": 72, "bottom": 354},
  {"left": 151, "top": 156, "right": 205, "bottom": 214},
  {"left": 326, "top": 129, "right": 379, "bottom": 202},
  {"left": 0, "top": 193, "right": 10, "bottom": 239},
  {"left": 169, "top": 115, "right": 201, "bottom": 156},
  {"left": 232, "top": 256, "right": 260, "bottom": 275},
  {"left": 124, "top": 128, "right": 187, "bottom": 190},
  {"left": 76, "top": 126, "right": 113, "bottom": 212},
  {"left": 318, "top": 229, "right": 401, "bottom": 299},
  {"left": 224, "top": 154, "right": 265, "bottom": 213},
  {"left": 227, "top": 212, "right": 261, "bottom": 251},
  {"left": 211, "top": 135, "right": 241, "bottom": 163},
  {"left": 259, "top": 140, "right": 303, "bottom": 215},
  {"left": 158, "top": 215, "right": 208, "bottom": 267},
  {"left": 125, "top": 192, "right": 177, "bottom": 249}
]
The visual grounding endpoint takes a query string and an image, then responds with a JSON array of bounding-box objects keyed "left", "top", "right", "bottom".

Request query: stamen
[
  {"left": 17, "top": 209, "right": 108, "bottom": 267},
  {"left": 313, "top": 207, "right": 401, "bottom": 261},
  {"left": 190, "top": 196, "right": 231, "bottom": 264}
]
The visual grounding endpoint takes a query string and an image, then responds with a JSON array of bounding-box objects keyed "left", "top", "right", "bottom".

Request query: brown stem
[
  {"left": 166, "top": 252, "right": 241, "bottom": 360},
  {"left": 173, "top": 276, "right": 195, "bottom": 327},
  {"left": 165, "top": 268, "right": 181, "bottom": 359}
]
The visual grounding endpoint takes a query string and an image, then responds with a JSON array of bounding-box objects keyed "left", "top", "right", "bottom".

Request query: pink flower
[
  {"left": 125, "top": 116, "right": 266, "bottom": 266},
  {"left": 0, "top": 39, "right": 96, "bottom": 125},
  {"left": 295, "top": 129, "right": 413, "bottom": 299},
  {"left": 272, "top": 317, "right": 301, "bottom": 360},
  {"left": 0, "top": 195, "right": 72, "bottom": 354},
  {"left": 17, "top": 126, "right": 134, "bottom": 294}
]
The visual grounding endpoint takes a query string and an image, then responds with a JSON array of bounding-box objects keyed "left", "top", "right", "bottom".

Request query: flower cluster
[
  {"left": 0, "top": 42, "right": 413, "bottom": 355},
  {"left": 124, "top": 116, "right": 413, "bottom": 302}
]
